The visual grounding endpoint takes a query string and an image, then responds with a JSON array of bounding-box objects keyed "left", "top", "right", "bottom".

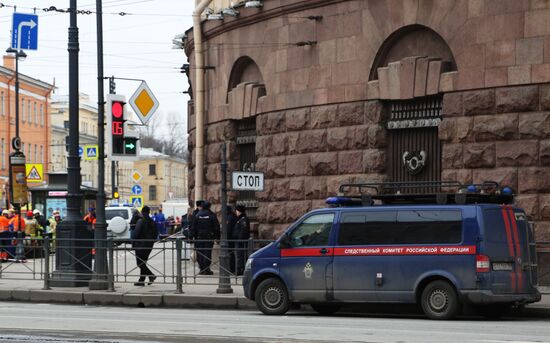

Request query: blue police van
[{"left": 243, "top": 181, "right": 541, "bottom": 319}]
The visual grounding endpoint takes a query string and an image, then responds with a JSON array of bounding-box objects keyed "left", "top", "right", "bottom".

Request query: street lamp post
[
  {"left": 217, "top": 142, "right": 233, "bottom": 294},
  {"left": 51, "top": 0, "right": 94, "bottom": 286},
  {"left": 5, "top": 47, "right": 27, "bottom": 262}
]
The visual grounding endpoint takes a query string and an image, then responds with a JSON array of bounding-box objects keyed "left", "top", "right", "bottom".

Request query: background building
[
  {"left": 0, "top": 54, "right": 53, "bottom": 203},
  {"left": 185, "top": 0, "right": 550, "bottom": 282},
  {"left": 134, "top": 148, "right": 187, "bottom": 209}
]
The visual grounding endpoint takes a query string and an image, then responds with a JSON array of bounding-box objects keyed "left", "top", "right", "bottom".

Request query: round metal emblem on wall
[{"left": 402, "top": 150, "right": 427, "bottom": 175}]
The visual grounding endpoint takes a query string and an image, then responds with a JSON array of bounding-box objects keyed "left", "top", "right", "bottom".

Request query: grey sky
[{"left": 0, "top": 0, "right": 193, "bottom": 134}]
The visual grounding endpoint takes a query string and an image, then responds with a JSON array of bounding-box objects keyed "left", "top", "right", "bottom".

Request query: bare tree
[{"left": 139, "top": 111, "right": 187, "bottom": 160}]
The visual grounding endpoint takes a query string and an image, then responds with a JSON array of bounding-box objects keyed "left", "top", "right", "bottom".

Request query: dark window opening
[
  {"left": 149, "top": 185, "right": 157, "bottom": 201},
  {"left": 149, "top": 164, "right": 156, "bottom": 176}
]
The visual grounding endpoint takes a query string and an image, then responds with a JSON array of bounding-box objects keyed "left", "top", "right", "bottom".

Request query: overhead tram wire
[{"left": 0, "top": 0, "right": 156, "bottom": 23}]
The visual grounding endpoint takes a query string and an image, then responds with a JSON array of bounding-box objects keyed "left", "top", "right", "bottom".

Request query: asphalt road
[{"left": 0, "top": 302, "right": 549, "bottom": 343}]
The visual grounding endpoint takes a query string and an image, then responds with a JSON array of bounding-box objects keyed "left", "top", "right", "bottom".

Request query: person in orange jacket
[
  {"left": 9, "top": 210, "right": 23, "bottom": 232},
  {"left": 0, "top": 210, "right": 11, "bottom": 261},
  {"left": 8, "top": 209, "right": 25, "bottom": 261},
  {"left": 83, "top": 207, "right": 96, "bottom": 228}
]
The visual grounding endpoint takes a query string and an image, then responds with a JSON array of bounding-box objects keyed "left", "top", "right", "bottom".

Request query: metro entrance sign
[{"left": 231, "top": 171, "right": 264, "bottom": 191}]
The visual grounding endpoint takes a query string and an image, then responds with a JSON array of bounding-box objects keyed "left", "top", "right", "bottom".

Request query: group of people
[
  {"left": 0, "top": 209, "right": 55, "bottom": 261},
  {"left": 184, "top": 200, "right": 250, "bottom": 276}
]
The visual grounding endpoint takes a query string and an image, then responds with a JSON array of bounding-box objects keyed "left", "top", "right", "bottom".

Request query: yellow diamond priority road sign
[
  {"left": 131, "top": 171, "right": 142, "bottom": 183},
  {"left": 129, "top": 81, "right": 159, "bottom": 125}
]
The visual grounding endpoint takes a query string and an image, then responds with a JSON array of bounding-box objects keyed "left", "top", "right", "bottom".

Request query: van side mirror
[{"left": 278, "top": 233, "right": 291, "bottom": 249}]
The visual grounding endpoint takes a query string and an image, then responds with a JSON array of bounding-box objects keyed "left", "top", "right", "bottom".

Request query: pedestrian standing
[
  {"left": 132, "top": 206, "right": 158, "bottom": 286},
  {"left": 226, "top": 205, "right": 238, "bottom": 273},
  {"left": 191, "top": 201, "right": 220, "bottom": 275},
  {"left": 33, "top": 210, "right": 49, "bottom": 236},
  {"left": 0, "top": 210, "right": 11, "bottom": 261},
  {"left": 129, "top": 208, "right": 141, "bottom": 239},
  {"left": 233, "top": 205, "right": 250, "bottom": 275},
  {"left": 154, "top": 208, "right": 167, "bottom": 236},
  {"left": 188, "top": 200, "right": 203, "bottom": 238},
  {"left": 83, "top": 208, "right": 96, "bottom": 228}
]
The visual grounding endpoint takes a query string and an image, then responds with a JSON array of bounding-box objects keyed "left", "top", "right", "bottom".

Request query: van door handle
[{"left": 319, "top": 248, "right": 329, "bottom": 255}]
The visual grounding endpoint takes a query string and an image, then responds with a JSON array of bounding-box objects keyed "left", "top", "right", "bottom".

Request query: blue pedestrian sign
[
  {"left": 84, "top": 145, "right": 98, "bottom": 161},
  {"left": 11, "top": 13, "right": 38, "bottom": 50},
  {"left": 130, "top": 196, "right": 143, "bottom": 210},
  {"left": 131, "top": 185, "right": 142, "bottom": 195}
]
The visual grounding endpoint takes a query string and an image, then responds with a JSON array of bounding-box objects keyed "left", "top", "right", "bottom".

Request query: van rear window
[
  {"left": 338, "top": 210, "right": 462, "bottom": 246},
  {"left": 106, "top": 209, "right": 130, "bottom": 220}
]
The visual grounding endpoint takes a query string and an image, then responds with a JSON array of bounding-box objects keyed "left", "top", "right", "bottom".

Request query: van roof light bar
[{"left": 333, "top": 180, "right": 514, "bottom": 206}]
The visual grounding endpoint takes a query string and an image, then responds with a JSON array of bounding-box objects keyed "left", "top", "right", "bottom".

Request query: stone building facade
[{"left": 185, "top": 0, "right": 550, "bottom": 261}]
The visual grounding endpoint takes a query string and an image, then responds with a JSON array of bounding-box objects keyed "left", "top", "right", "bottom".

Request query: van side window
[
  {"left": 289, "top": 213, "right": 334, "bottom": 247},
  {"left": 339, "top": 211, "right": 396, "bottom": 246},
  {"left": 338, "top": 210, "right": 462, "bottom": 245}
]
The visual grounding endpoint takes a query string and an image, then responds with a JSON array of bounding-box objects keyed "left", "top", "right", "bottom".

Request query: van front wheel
[
  {"left": 255, "top": 278, "right": 290, "bottom": 315},
  {"left": 421, "top": 280, "right": 460, "bottom": 320}
]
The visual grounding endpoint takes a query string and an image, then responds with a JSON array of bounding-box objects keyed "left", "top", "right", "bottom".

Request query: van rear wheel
[
  {"left": 255, "top": 278, "right": 290, "bottom": 315},
  {"left": 311, "top": 303, "right": 341, "bottom": 315},
  {"left": 421, "top": 280, "right": 460, "bottom": 320}
]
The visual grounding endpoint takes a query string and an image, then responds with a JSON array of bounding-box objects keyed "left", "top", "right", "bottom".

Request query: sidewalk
[{"left": 0, "top": 278, "right": 549, "bottom": 317}]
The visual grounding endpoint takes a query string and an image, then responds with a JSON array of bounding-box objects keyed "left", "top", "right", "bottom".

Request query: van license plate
[{"left": 492, "top": 263, "right": 513, "bottom": 271}]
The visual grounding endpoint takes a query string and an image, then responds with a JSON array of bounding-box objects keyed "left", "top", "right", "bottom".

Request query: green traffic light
[{"left": 124, "top": 138, "right": 137, "bottom": 155}]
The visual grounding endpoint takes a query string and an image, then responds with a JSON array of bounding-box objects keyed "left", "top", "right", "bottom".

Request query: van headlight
[{"left": 245, "top": 258, "right": 254, "bottom": 270}]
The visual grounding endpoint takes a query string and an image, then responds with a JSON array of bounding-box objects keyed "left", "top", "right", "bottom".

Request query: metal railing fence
[{"left": 0, "top": 236, "right": 273, "bottom": 292}]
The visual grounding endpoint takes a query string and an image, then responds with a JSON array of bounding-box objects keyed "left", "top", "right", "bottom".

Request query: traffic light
[
  {"left": 106, "top": 94, "right": 140, "bottom": 161},
  {"left": 113, "top": 190, "right": 119, "bottom": 199},
  {"left": 123, "top": 136, "right": 138, "bottom": 156},
  {"left": 110, "top": 97, "right": 125, "bottom": 154}
]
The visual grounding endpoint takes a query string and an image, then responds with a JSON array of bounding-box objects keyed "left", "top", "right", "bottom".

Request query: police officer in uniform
[{"left": 191, "top": 201, "right": 220, "bottom": 275}]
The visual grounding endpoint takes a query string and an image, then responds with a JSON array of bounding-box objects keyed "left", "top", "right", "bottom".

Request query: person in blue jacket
[{"left": 154, "top": 208, "right": 167, "bottom": 236}]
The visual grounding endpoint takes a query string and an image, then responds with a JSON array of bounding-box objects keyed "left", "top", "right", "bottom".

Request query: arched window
[{"left": 369, "top": 25, "right": 456, "bottom": 81}]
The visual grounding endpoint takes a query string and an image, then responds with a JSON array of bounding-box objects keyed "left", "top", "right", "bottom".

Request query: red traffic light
[{"left": 112, "top": 101, "right": 123, "bottom": 118}]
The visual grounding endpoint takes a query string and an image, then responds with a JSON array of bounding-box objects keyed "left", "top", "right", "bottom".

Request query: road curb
[
  {"left": 30, "top": 290, "right": 83, "bottom": 304},
  {"left": 163, "top": 294, "right": 238, "bottom": 309},
  {"left": 84, "top": 292, "right": 124, "bottom": 306},
  {"left": 122, "top": 293, "right": 163, "bottom": 307}
]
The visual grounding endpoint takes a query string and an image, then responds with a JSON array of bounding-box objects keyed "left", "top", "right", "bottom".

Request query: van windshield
[{"left": 106, "top": 209, "right": 130, "bottom": 220}]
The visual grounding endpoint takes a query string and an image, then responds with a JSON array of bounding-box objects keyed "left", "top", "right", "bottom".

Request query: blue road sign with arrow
[
  {"left": 131, "top": 185, "right": 142, "bottom": 195},
  {"left": 78, "top": 146, "right": 83, "bottom": 157},
  {"left": 11, "top": 13, "right": 38, "bottom": 50}
]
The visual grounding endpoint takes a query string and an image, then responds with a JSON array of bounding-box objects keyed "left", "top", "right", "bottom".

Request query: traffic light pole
[
  {"left": 89, "top": 0, "right": 109, "bottom": 290},
  {"left": 109, "top": 77, "right": 117, "bottom": 201}
]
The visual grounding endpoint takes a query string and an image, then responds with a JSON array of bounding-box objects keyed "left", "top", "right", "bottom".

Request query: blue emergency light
[{"left": 326, "top": 197, "right": 362, "bottom": 206}]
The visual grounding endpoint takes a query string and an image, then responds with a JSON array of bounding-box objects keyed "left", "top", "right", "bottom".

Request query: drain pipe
[{"left": 193, "top": 0, "right": 212, "bottom": 202}]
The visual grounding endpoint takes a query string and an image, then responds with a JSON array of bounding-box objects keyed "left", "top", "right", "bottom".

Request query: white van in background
[{"left": 105, "top": 205, "right": 134, "bottom": 241}]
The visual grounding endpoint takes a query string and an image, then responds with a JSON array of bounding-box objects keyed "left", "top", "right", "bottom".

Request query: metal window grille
[
  {"left": 236, "top": 119, "right": 258, "bottom": 218},
  {"left": 387, "top": 96, "right": 443, "bottom": 193}
]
